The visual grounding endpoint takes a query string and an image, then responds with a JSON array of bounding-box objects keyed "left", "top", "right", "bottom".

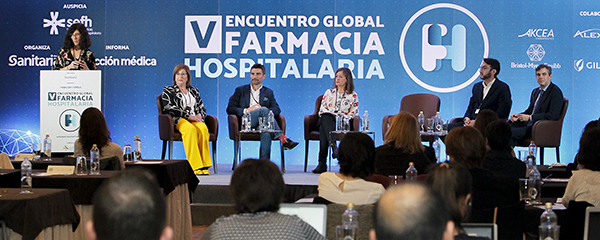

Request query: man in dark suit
[
  {"left": 227, "top": 63, "right": 298, "bottom": 160},
  {"left": 448, "top": 58, "right": 512, "bottom": 132},
  {"left": 510, "top": 64, "right": 564, "bottom": 145}
]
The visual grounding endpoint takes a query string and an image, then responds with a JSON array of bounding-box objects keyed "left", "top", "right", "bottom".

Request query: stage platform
[{"left": 190, "top": 163, "right": 337, "bottom": 225}]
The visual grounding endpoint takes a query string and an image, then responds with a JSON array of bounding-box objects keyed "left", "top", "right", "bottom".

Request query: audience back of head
[
  {"left": 578, "top": 127, "right": 600, "bottom": 171},
  {"left": 338, "top": 132, "right": 376, "bottom": 179},
  {"left": 88, "top": 169, "right": 172, "bottom": 240},
  {"left": 230, "top": 158, "right": 284, "bottom": 213},
  {"left": 79, "top": 107, "right": 111, "bottom": 154},
  {"left": 384, "top": 112, "right": 422, "bottom": 153},
  {"left": 371, "top": 182, "right": 453, "bottom": 240},
  {"left": 485, "top": 120, "right": 512, "bottom": 152},
  {"left": 427, "top": 162, "right": 473, "bottom": 231},
  {"left": 446, "top": 126, "right": 486, "bottom": 168},
  {"left": 473, "top": 109, "right": 499, "bottom": 136}
]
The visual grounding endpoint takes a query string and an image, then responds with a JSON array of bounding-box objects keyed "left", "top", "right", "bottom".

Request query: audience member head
[
  {"left": 582, "top": 119, "right": 600, "bottom": 134},
  {"left": 338, "top": 132, "right": 376, "bottom": 179},
  {"left": 384, "top": 112, "right": 422, "bottom": 154},
  {"left": 577, "top": 128, "right": 600, "bottom": 171},
  {"left": 332, "top": 67, "right": 355, "bottom": 94},
  {"left": 230, "top": 158, "right": 284, "bottom": 213},
  {"left": 483, "top": 58, "right": 500, "bottom": 77},
  {"left": 485, "top": 120, "right": 512, "bottom": 152},
  {"left": 370, "top": 182, "right": 454, "bottom": 240},
  {"left": 79, "top": 107, "right": 111, "bottom": 154},
  {"left": 445, "top": 126, "right": 486, "bottom": 168},
  {"left": 473, "top": 109, "right": 499, "bottom": 136},
  {"left": 63, "top": 23, "right": 92, "bottom": 49},
  {"left": 171, "top": 64, "right": 192, "bottom": 87},
  {"left": 427, "top": 162, "right": 473, "bottom": 231},
  {"left": 86, "top": 169, "right": 173, "bottom": 240}
]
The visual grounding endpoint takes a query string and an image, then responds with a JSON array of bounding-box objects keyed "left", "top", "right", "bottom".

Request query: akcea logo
[
  {"left": 185, "top": 16, "right": 222, "bottom": 54},
  {"left": 574, "top": 59, "right": 584, "bottom": 72},
  {"left": 48, "top": 92, "right": 57, "bottom": 101}
]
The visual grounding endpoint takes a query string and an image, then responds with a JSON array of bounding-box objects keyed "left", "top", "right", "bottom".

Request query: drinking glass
[
  {"left": 427, "top": 118, "right": 434, "bottom": 133},
  {"left": 519, "top": 178, "right": 532, "bottom": 203},
  {"left": 343, "top": 117, "right": 350, "bottom": 132},
  {"left": 32, "top": 143, "right": 41, "bottom": 161},
  {"left": 75, "top": 155, "right": 87, "bottom": 175},
  {"left": 258, "top": 117, "right": 267, "bottom": 131},
  {"left": 123, "top": 144, "right": 133, "bottom": 162}
]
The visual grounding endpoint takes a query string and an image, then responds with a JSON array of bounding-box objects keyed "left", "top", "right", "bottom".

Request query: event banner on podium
[{"left": 40, "top": 70, "right": 101, "bottom": 153}]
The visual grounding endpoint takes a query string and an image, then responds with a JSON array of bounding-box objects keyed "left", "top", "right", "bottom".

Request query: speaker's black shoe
[
  {"left": 283, "top": 139, "right": 299, "bottom": 150},
  {"left": 312, "top": 164, "right": 327, "bottom": 174}
]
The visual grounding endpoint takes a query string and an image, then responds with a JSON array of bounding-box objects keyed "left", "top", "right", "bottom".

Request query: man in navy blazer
[
  {"left": 448, "top": 58, "right": 512, "bottom": 131},
  {"left": 510, "top": 64, "right": 564, "bottom": 145},
  {"left": 227, "top": 63, "right": 298, "bottom": 159}
]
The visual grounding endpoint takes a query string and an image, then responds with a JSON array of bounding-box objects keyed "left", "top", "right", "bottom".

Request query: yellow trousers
[{"left": 176, "top": 119, "right": 212, "bottom": 170}]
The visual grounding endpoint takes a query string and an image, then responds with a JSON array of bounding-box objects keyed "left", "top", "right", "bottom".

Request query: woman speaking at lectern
[{"left": 53, "top": 23, "right": 97, "bottom": 70}]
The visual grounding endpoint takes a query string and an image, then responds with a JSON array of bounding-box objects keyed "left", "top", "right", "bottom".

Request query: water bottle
[
  {"left": 246, "top": 111, "right": 252, "bottom": 131},
  {"left": 268, "top": 110, "right": 275, "bottom": 131},
  {"left": 406, "top": 162, "right": 418, "bottom": 180},
  {"left": 432, "top": 139, "right": 441, "bottom": 162},
  {"left": 90, "top": 144, "right": 100, "bottom": 175},
  {"left": 528, "top": 158, "right": 541, "bottom": 204},
  {"left": 43, "top": 134, "right": 52, "bottom": 159},
  {"left": 362, "top": 110, "right": 370, "bottom": 131},
  {"left": 417, "top": 111, "right": 425, "bottom": 132},
  {"left": 341, "top": 203, "right": 359, "bottom": 240},
  {"left": 528, "top": 141, "right": 537, "bottom": 160},
  {"left": 134, "top": 135, "right": 142, "bottom": 161},
  {"left": 20, "top": 157, "right": 32, "bottom": 194},
  {"left": 539, "top": 202, "right": 559, "bottom": 240},
  {"left": 242, "top": 112, "right": 249, "bottom": 131},
  {"left": 434, "top": 112, "right": 443, "bottom": 132},
  {"left": 336, "top": 114, "right": 342, "bottom": 131}
]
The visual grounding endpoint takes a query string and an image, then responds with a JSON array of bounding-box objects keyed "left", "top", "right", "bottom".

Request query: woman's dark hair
[
  {"left": 172, "top": 64, "right": 192, "bottom": 87},
  {"left": 230, "top": 158, "right": 284, "bottom": 213},
  {"left": 445, "top": 126, "right": 486, "bottom": 168},
  {"left": 338, "top": 132, "right": 376, "bottom": 179},
  {"left": 427, "top": 162, "right": 472, "bottom": 230},
  {"left": 79, "top": 107, "right": 111, "bottom": 154},
  {"left": 332, "top": 67, "right": 355, "bottom": 94},
  {"left": 577, "top": 128, "right": 600, "bottom": 171},
  {"left": 63, "top": 23, "right": 92, "bottom": 49},
  {"left": 473, "top": 109, "right": 499, "bottom": 137}
]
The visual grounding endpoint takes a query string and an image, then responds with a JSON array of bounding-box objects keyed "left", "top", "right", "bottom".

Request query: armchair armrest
[
  {"left": 228, "top": 114, "right": 240, "bottom": 140},
  {"left": 276, "top": 114, "right": 286, "bottom": 135},
  {"left": 531, "top": 119, "right": 563, "bottom": 147},
  {"left": 304, "top": 114, "right": 320, "bottom": 139},
  {"left": 205, "top": 115, "right": 218, "bottom": 136}
]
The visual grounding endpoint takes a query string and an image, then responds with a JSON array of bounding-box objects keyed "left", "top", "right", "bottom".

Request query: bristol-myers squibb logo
[
  {"left": 185, "top": 16, "right": 222, "bottom": 54},
  {"left": 399, "top": 3, "right": 489, "bottom": 93},
  {"left": 526, "top": 44, "right": 545, "bottom": 61}
]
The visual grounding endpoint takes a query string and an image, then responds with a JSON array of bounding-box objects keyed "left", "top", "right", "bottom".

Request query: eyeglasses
[
  {"left": 71, "top": 33, "right": 81, "bottom": 37},
  {"left": 479, "top": 66, "right": 492, "bottom": 70},
  {"left": 176, "top": 72, "right": 188, "bottom": 76}
]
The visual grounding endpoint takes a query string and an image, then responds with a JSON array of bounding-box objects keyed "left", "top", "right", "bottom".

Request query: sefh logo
[
  {"left": 185, "top": 16, "right": 222, "bottom": 54},
  {"left": 399, "top": 3, "right": 489, "bottom": 93},
  {"left": 574, "top": 59, "right": 584, "bottom": 72},
  {"left": 59, "top": 109, "right": 80, "bottom": 132},
  {"left": 43, "top": 12, "right": 66, "bottom": 35}
]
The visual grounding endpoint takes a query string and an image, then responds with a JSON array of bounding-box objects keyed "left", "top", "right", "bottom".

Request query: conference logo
[
  {"left": 399, "top": 3, "right": 489, "bottom": 93},
  {"left": 59, "top": 109, "right": 80, "bottom": 132},
  {"left": 574, "top": 59, "right": 584, "bottom": 72},
  {"left": 518, "top": 29, "right": 554, "bottom": 40},
  {"left": 185, "top": 16, "right": 222, "bottom": 54},
  {"left": 48, "top": 92, "right": 57, "bottom": 101},
  {"left": 526, "top": 44, "right": 545, "bottom": 61},
  {"left": 573, "top": 29, "right": 600, "bottom": 39}
]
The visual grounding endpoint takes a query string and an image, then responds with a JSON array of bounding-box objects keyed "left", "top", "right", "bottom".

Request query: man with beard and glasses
[
  {"left": 449, "top": 58, "right": 512, "bottom": 131},
  {"left": 227, "top": 63, "right": 298, "bottom": 160}
]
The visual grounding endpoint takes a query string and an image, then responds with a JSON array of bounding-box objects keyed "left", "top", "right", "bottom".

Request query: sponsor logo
[
  {"left": 526, "top": 44, "right": 545, "bottom": 61},
  {"left": 573, "top": 29, "right": 600, "bottom": 39},
  {"left": 42, "top": 11, "right": 97, "bottom": 36},
  {"left": 43, "top": 12, "right": 65, "bottom": 35},
  {"left": 580, "top": 11, "right": 600, "bottom": 17},
  {"left": 59, "top": 109, "right": 80, "bottom": 132},
  {"left": 574, "top": 59, "right": 584, "bottom": 72},
  {"left": 399, "top": 3, "right": 489, "bottom": 93},
  {"left": 573, "top": 59, "right": 600, "bottom": 71},
  {"left": 518, "top": 29, "right": 554, "bottom": 40},
  {"left": 185, "top": 16, "right": 222, "bottom": 54}
]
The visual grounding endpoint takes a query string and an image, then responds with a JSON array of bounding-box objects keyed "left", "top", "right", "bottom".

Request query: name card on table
[
  {"left": 46, "top": 165, "right": 75, "bottom": 175},
  {"left": 15, "top": 153, "right": 35, "bottom": 160}
]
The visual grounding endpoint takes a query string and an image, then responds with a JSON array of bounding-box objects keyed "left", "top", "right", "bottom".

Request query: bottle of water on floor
[
  {"left": 341, "top": 203, "right": 358, "bottom": 240},
  {"left": 406, "top": 162, "right": 418, "bottom": 180},
  {"left": 539, "top": 202, "right": 559, "bottom": 240}
]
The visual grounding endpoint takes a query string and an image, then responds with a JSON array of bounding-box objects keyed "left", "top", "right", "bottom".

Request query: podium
[{"left": 40, "top": 70, "right": 102, "bottom": 154}]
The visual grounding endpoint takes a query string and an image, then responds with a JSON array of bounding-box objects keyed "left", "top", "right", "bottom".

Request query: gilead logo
[{"left": 185, "top": 16, "right": 222, "bottom": 54}]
